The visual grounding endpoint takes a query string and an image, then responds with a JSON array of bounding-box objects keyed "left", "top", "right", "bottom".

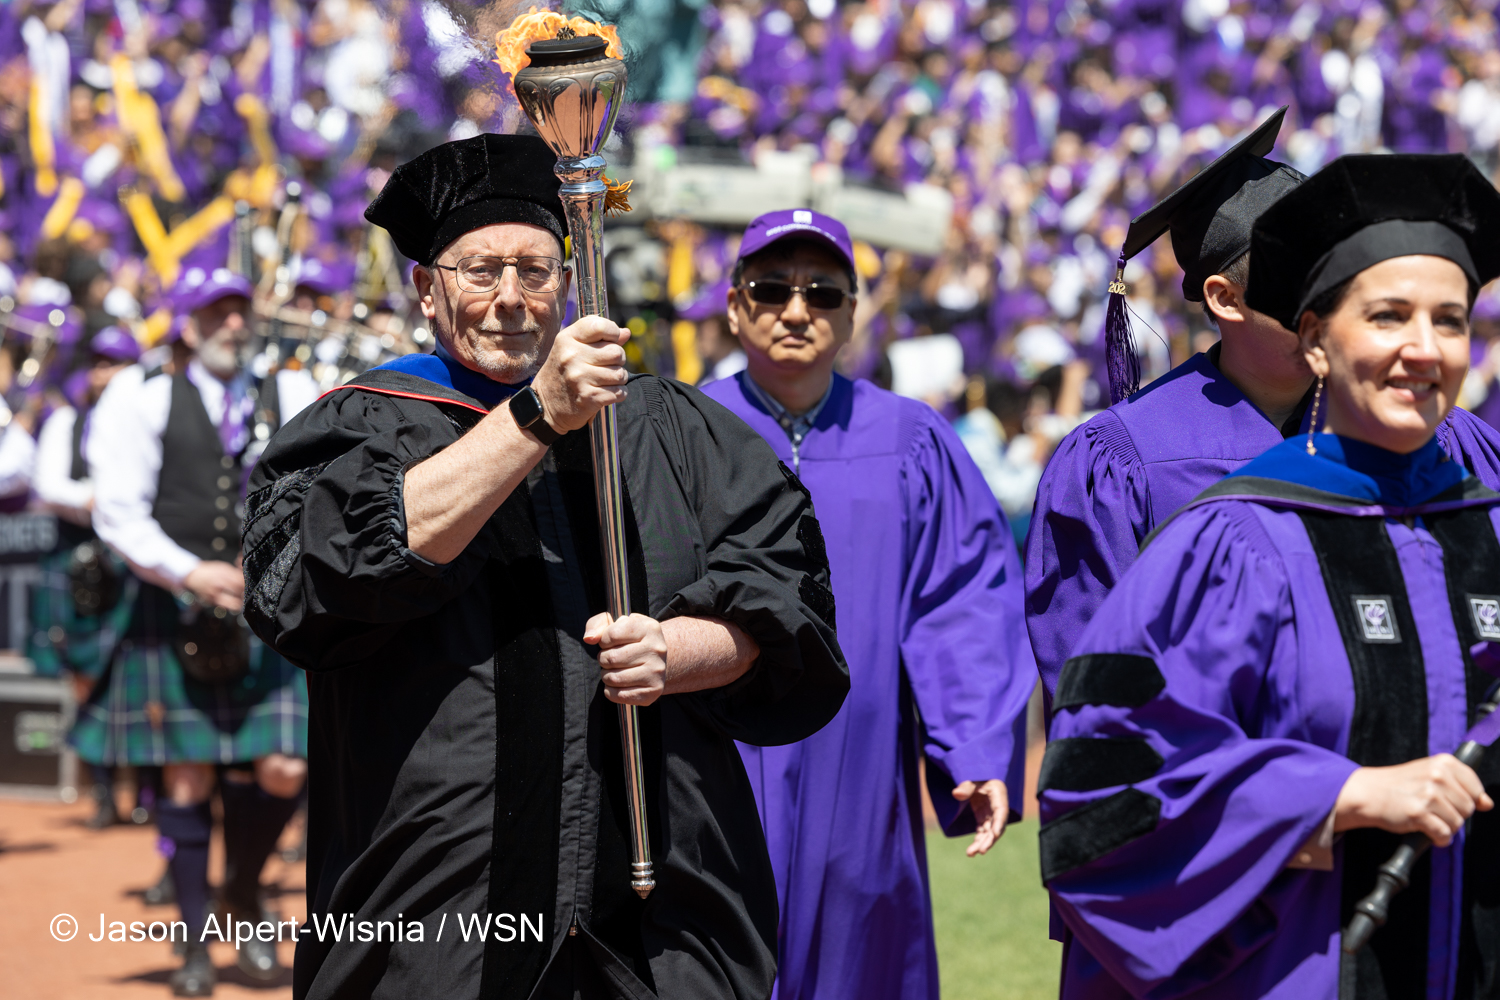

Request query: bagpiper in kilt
[
  {"left": 32, "top": 327, "right": 149, "bottom": 829},
  {"left": 71, "top": 342, "right": 310, "bottom": 769},
  {"left": 79, "top": 269, "right": 315, "bottom": 998}
]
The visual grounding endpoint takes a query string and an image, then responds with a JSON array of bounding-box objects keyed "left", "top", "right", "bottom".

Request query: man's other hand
[
  {"left": 953, "top": 779, "right": 1009, "bottom": 857},
  {"left": 532, "top": 316, "right": 631, "bottom": 433},
  {"left": 184, "top": 560, "right": 245, "bottom": 612},
  {"left": 585, "top": 612, "right": 668, "bottom": 706}
]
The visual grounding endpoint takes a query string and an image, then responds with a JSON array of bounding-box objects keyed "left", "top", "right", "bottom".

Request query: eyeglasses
[
  {"left": 739, "top": 280, "right": 853, "bottom": 311},
  {"left": 432, "top": 255, "right": 566, "bottom": 295}
]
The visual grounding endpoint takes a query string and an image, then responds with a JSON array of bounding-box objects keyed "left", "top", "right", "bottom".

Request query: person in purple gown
[
  {"left": 1025, "top": 110, "right": 1500, "bottom": 708},
  {"left": 700, "top": 210, "right": 1033, "bottom": 1000},
  {"left": 1040, "top": 152, "right": 1500, "bottom": 1000}
]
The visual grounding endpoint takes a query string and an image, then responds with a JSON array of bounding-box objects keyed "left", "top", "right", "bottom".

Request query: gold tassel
[
  {"left": 696, "top": 76, "right": 758, "bottom": 114},
  {"left": 120, "top": 188, "right": 178, "bottom": 282},
  {"left": 140, "top": 308, "right": 173, "bottom": 346},
  {"left": 666, "top": 235, "right": 693, "bottom": 301},
  {"left": 112, "top": 56, "right": 186, "bottom": 202},
  {"left": 28, "top": 78, "right": 57, "bottom": 197},
  {"left": 164, "top": 197, "right": 236, "bottom": 261},
  {"left": 604, "top": 176, "right": 633, "bottom": 217},
  {"left": 120, "top": 188, "right": 234, "bottom": 286},
  {"left": 39, "top": 176, "right": 85, "bottom": 240},
  {"left": 222, "top": 164, "right": 281, "bottom": 209},
  {"left": 671, "top": 320, "right": 701, "bottom": 385},
  {"left": 234, "top": 94, "right": 278, "bottom": 168}
]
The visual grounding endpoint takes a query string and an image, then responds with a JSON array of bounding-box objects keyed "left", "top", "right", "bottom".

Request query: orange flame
[{"left": 494, "top": 7, "right": 623, "bottom": 82}]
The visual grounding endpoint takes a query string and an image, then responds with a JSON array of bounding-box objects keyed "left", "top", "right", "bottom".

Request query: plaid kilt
[
  {"left": 28, "top": 546, "right": 136, "bottom": 682},
  {"left": 69, "top": 583, "right": 308, "bottom": 766}
]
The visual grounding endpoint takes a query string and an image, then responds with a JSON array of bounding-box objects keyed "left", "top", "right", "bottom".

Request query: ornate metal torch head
[{"left": 512, "top": 34, "right": 626, "bottom": 162}]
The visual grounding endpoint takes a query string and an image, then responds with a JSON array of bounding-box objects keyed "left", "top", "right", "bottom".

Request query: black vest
[
  {"left": 151, "top": 371, "right": 279, "bottom": 560},
  {"left": 69, "top": 406, "right": 87, "bottom": 481},
  {"left": 57, "top": 407, "right": 96, "bottom": 550}
]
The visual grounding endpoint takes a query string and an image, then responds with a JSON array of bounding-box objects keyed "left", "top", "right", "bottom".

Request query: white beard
[
  {"left": 196, "top": 336, "right": 242, "bottom": 379},
  {"left": 462, "top": 320, "right": 547, "bottom": 384}
]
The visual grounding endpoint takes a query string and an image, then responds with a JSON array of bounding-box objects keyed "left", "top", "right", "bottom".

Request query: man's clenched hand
[
  {"left": 585, "top": 612, "right": 668, "bottom": 706},
  {"left": 531, "top": 316, "right": 631, "bottom": 433},
  {"left": 584, "top": 612, "right": 761, "bottom": 706}
]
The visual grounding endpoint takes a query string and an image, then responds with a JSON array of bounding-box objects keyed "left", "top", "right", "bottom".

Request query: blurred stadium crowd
[{"left": 0, "top": 0, "right": 1499, "bottom": 534}]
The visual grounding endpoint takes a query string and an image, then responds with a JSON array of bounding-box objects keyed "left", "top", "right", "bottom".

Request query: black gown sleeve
[
  {"left": 630, "top": 377, "right": 850, "bottom": 747},
  {"left": 242, "top": 387, "right": 493, "bottom": 669}
]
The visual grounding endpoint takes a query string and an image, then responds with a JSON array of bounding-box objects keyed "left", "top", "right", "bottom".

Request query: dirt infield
[
  {"left": 0, "top": 789, "right": 303, "bottom": 999},
  {"left": 0, "top": 690, "right": 1044, "bottom": 999}
]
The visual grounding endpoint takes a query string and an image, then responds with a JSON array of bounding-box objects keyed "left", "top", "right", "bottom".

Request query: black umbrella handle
[{"left": 1342, "top": 738, "right": 1486, "bottom": 954}]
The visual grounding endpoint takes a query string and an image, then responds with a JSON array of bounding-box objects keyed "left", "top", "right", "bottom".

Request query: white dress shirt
[
  {"left": 0, "top": 399, "right": 37, "bottom": 500},
  {"left": 0, "top": 429, "right": 34, "bottom": 498},
  {"left": 89, "top": 360, "right": 318, "bottom": 591},
  {"left": 34, "top": 405, "right": 93, "bottom": 525}
]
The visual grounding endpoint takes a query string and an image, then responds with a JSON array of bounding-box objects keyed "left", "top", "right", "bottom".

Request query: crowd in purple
[
  {"left": 0, "top": 0, "right": 1497, "bottom": 524},
  {"left": 0, "top": 3, "right": 1499, "bottom": 999},
  {"left": 654, "top": 0, "right": 1500, "bottom": 521}
]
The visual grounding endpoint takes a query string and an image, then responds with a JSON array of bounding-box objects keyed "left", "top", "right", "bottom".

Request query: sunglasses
[{"left": 739, "top": 280, "right": 853, "bottom": 311}]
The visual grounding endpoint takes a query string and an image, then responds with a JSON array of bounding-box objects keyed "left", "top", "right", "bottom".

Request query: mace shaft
[{"left": 558, "top": 153, "right": 655, "bottom": 901}]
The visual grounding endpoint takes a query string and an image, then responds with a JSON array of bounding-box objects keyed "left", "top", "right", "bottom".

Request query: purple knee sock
[{"left": 156, "top": 801, "right": 214, "bottom": 940}]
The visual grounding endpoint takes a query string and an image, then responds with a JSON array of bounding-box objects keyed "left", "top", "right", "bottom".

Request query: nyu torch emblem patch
[
  {"left": 1470, "top": 597, "right": 1500, "bottom": 641},
  {"left": 1353, "top": 596, "right": 1401, "bottom": 643}
]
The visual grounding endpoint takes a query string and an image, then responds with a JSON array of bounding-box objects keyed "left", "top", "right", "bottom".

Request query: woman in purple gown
[{"left": 1039, "top": 154, "right": 1500, "bottom": 1000}]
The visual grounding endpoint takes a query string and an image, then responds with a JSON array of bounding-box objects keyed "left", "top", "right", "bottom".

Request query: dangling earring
[{"left": 1306, "top": 376, "right": 1324, "bottom": 456}]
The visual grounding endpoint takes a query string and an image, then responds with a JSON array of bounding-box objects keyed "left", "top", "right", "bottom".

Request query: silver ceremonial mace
[{"left": 513, "top": 31, "right": 653, "bottom": 900}]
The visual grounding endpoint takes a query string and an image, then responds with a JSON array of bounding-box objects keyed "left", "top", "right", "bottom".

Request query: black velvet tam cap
[
  {"left": 1246, "top": 154, "right": 1500, "bottom": 332},
  {"left": 364, "top": 133, "right": 567, "bottom": 266},
  {"left": 1121, "top": 107, "right": 1304, "bottom": 301}
]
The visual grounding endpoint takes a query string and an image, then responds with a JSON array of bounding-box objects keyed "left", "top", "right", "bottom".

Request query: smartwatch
[{"left": 510, "top": 386, "right": 561, "bottom": 445}]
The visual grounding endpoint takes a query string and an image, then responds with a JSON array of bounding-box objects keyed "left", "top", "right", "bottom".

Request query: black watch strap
[{"left": 510, "top": 386, "right": 561, "bottom": 445}]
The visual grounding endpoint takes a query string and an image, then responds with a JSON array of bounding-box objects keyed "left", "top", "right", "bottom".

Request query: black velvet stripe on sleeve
[
  {"left": 1039, "top": 788, "right": 1162, "bottom": 883},
  {"left": 1054, "top": 653, "right": 1167, "bottom": 711},
  {"left": 242, "top": 462, "right": 331, "bottom": 625},
  {"left": 1037, "top": 737, "right": 1164, "bottom": 793}
]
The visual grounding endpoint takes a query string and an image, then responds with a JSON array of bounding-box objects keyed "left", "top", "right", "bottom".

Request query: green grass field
[{"left": 929, "top": 820, "right": 1061, "bottom": 1000}]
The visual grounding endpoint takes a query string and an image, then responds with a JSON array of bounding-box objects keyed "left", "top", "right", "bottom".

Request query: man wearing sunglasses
[
  {"left": 240, "top": 136, "right": 848, "bottom": 1000},
  {"left": 701, "top": 209, "right": 1034, "bottom": 1000}
]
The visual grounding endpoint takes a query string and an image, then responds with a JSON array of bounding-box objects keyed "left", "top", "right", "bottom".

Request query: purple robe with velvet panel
[
  {"left": 1040, "top": 435, "right": 1500, "bottom": 998},
  {"left": 701, "top": 372, "right": 1033, "bottom": 1000},
  {"left": 1025, "top": 346, "right": 1500, "bottom": 701}
]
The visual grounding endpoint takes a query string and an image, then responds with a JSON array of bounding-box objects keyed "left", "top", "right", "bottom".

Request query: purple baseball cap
[
  {"left": 90, "top": 325, "right": 142, "bottom": 363},
  {"left": 173, "top": 266, "right": 254, "bottom": 314},
  {"left": 737, "top": 209, "right": 855, "bottom": 273}
]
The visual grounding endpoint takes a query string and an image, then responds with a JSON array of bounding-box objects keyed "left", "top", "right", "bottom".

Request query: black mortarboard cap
[
  {"left": 1102, "top": 108, "right": 1303, "bottom": 403},
  {"left": 364, "top": 133, "right": 567, "bottom": 266},
  {"left": 1246, "top": 154, "right": 1500, "bottom": 332},
  {"left": 1124, "top": 107, "right": 1304, "bottom": 301}
]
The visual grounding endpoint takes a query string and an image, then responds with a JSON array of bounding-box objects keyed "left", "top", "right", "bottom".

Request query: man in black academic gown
[{"left": 241, "top": 133, "right": 849, "bottom": 1000}]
